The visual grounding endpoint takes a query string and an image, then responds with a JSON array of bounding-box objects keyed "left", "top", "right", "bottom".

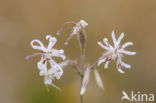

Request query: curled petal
[
  {"left": 111, "top": 30, "right": 117, "bottom": 47},
  {"left": 104, "top": 61, "right": 110, "bottom": 69},
  {"left": 80, "top": 68, "right": 90, "bottom": 95},
  {"left": 37, "top": 56, "right": 47, "bottom": 71},
  {"left": 48, "top": 59, "right": 63, "bottom": 80},
  {"left": 122, "top": 42, "right": 133, "bottom": 49},
  {"left": 80, "top": 20, "right": 88, "bottom": 28},
  {"left": 103, "top": 38, "right": 114, "bottom": 49},
  {"left": 31, "top": 39, "right": 46, "bottom": 51},
  {"left": 103, "top": 38, "right": 109, "bottom": 46},
  {"left": 51, "top": 49, "right": 66, "bottom": 60},
  {"left": 117, "top": 58, "right": 125, "bottom": 73},
  {"left": 117, "top": 32, "right": 124, "bottom": 45},
  {"left": 97, "top": 41, "right": 110, "bottom": 50},
  {"left": 98, "top": 58, "right": 106, "bottom": 66},
  {"left": 119, "top": 50, "right": 136, "bottom": 55},
  {"left": 94, "top": 69, "right": 104, "bottom": 89},
  {"left": 46, "top": 35, "right": 57, "bottom": 50}
]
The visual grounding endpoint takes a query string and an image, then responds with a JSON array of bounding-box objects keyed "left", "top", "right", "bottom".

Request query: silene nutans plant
[{"left": 26, "top": 19, "right": 136, "bottom": 103}]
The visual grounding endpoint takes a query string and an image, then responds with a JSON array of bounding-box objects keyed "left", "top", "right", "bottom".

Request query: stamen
[
  {"left": 57, "top": 21, "right": 75, "bottom": 36},
  {"left": 25, "top": 53, "right": 41, "bottom": 60}
]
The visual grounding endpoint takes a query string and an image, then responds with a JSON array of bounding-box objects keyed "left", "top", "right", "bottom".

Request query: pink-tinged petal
[
  {"left": 122, "top": 42, "right": 133, "bottom": 49},
  {"left": 46, "top": 35, "right": 57, "bottom": 50},
  {"left": 80, "top": 68, "right": 90, "bottom": 95},
  {"left": 117, "top": 32, "right": 124, "bottom": 45},
  {"left": 98, "top": 58, "right": 106, "bottom": 66},
  {"left": 104, "top": 61, "right": 110, "bottom": 69},
  {"left": 97, "top": 41, "right": 110, "bottom": 50},
  {"left": 25, "top": 53, "right": 41, "bottom": 60},
  {"left": 119, "top": 50, "right": 136, "bottom": 55},
  {"left": 111, "top": 30, "right": 117, "bottom": 47},
  {"left": 31, "top": 39, "right": 46, "bottom": 51},
  {"left": 94, "top": 69, "right": 104, "bottom": 89}
]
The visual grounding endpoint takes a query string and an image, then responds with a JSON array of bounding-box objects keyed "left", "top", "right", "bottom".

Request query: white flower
[
  {"left": 57, "top": 20, "right": 88, "bottom": 45},
  {"left": 25, "top": 35, "right": 66, "bottom": 88},
  {"left": 97, "top": 30, "right": 136, "bottom": 73}
]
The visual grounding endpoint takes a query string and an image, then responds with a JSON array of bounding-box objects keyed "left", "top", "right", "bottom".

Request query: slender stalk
[{"left": 80, "top": 47, "right": 85, "bottom": 103}]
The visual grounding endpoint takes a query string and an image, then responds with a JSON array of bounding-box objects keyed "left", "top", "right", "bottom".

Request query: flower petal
[
  {"left": 103, "top": 38, "right": 109, "bottom": 46},
  {"left": 122, "top": 42, "right": 133, "bottom": 49},
  {"left": 111, "top": 30, "right": 117, "bottom": 47},
  {"left": 51, "top": 49, "right": 66, "bottom": 60},
  {"left": 117, "top": 32, "right": 124, "bottom": 45},
  {"left": 48, "top": 59, "right": 63, "bottom": 80},
  {"left": 80, "top": 20, "right": 88, "bottom": 28},
  {"left": 117, "top": 58, "right": 125, "bottom": 73},
  {"left": 104, "top": 61, "right": 110, "bottom": 69},
  {"left": 98, "top": 58, "right": 106, "bottom": 66},
  {"left": 44, "top": 76, "right": 52, "bottom": 85},
  {"left": 31, "top": 39, "right": 46, "bottom": 51},
  {"left": 97, "top": 41, "right": 110, "bottom": 50},
  {"left": 120, "top": 61, "right": 131, "bottom": 69},
  {"left": 119, "top": 49, "right": 136, "bottom": 55},
  {"left": 37, "top": 56, "right": 47, "bottom": 71},
  {"left": 46, "top": 35, "right": 57, "bottom": 50},
  {"left": 39, "top": 70, "right": 46, "bottom": 76},
  {"left": 117, "top": 67, "right": 125, "bottom": 73}
]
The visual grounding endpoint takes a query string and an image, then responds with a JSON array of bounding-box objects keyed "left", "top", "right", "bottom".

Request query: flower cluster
[
  {"left": 97, "top": 30, "right": 136, "bottom": 73},
  {"left": 26, "top": 35, "right": 66, "bottom": 88},
  {"left": 26, "top": 19, "right": 136, "bottom": 94}
]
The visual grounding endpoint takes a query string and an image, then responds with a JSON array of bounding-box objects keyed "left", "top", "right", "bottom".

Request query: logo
[{"left": 121, "top": 91, "right": 155, "bottom": 102}]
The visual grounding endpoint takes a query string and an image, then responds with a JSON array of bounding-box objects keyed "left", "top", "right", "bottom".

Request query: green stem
[{"left": 80, "top": 47, "right": 85, "bottom": 103}]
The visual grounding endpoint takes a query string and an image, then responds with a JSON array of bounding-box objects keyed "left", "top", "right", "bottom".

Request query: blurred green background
[{"left": 0, "top": 0, "right": 156, "bottom": 103}]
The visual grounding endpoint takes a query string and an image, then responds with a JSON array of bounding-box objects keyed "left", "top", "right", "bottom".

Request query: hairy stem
[{"left": 80, "top": 47, "right": 85, "bottom": 103}]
